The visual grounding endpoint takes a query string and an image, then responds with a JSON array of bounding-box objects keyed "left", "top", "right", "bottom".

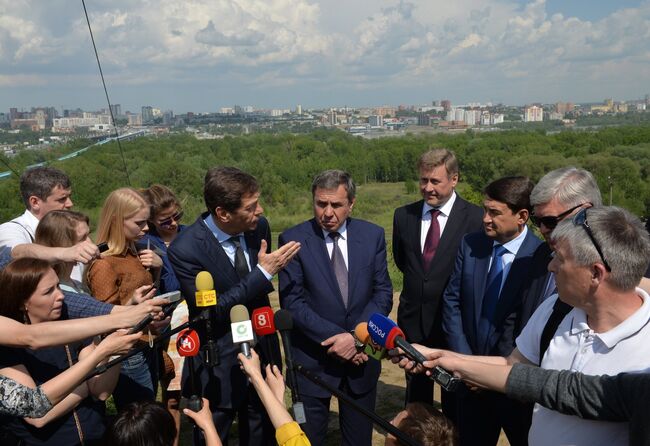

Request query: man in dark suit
[
  {"left": 168, "top": 167, "right": 300, "bottom": 445},
  {"left": 442, "top": 176, "right": 542, "bottom": 446},
  {"left": 515, "top": 167, "right": 602, "bottom": 335},
  {"left": 393, "top": 149, "right": 483, "bottom": 409},
  {"left": 279, "top": 170, "right": 393, "bottom": 446}
]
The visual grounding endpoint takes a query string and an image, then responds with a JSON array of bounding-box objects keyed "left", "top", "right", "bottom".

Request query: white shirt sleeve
[
  {"left": 515, "top": 294, "right": 559, "bottom": 365},
  {"left": 0, "top": 221, "right": 33, "bottom": 249}
]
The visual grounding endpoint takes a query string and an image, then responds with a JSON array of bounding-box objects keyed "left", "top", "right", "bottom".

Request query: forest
[{"left": 2, "top": 125, "right": 650, "bottom": 230}]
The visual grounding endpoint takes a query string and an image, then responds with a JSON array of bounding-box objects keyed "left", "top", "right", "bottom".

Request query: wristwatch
[{"left": 351, "top": 330, "right": 365, "bottom": 352}]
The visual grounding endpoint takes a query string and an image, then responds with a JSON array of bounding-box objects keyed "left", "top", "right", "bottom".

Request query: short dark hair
[
  {"left": 311, "top": 169, "right": 356, "bottom": 201},
  {"left": 483, "top": 176, "right": 534, "bottom": 213},
  {"left": 397, "top": 403, "right": 458, "bottom": 446},
  {"left": 20, "top": 166, "right": 71, "bottom": 209},
  {"left": 103, "top": 401, "right": 176, "bottom": 446},
  {"left": 204, "top": 167, "right": 259, "bottom": 214}
]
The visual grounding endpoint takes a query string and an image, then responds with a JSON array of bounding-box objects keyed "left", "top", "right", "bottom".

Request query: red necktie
[{"left": 422, "top": 209, "right": 441, "bottom": 271}]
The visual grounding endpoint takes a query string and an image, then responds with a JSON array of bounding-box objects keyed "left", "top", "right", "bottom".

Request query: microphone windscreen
[
  {"left": 354, "top": 322, "right": 370, "bottom": 343},
  {"left": 367, "top": 313, "right": 402, "bottom": 349},
  {"left": 195, "top": 271, "right": 214, "bottom": 291},
  {"left": 274, "top": 309, "right": 294, "bottom": 331},
  {"left": 230, "top": 304, "right": 250, "bottom": 323},
  {"left": 176, "top": 329, "right": 201, "bottom": 357},
  {"left": 252, "top": 306, "right": 276, "bottom": 335}
]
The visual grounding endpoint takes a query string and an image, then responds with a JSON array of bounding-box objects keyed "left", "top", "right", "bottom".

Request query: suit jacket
[
  {"left": 167, "top": 212, "right": 280, "bottom": 409},
  {"left": 393, "top": 196, "right": 483, "bottom": 346},
  {"left": 278, "top": 218, "right": 393, "bottom": 398},
  {"left": 442, "top": 229, "right": 542, "bottom": 356},
  {"left": 515, "top": 242, "right": 554, "bottom": 337}
]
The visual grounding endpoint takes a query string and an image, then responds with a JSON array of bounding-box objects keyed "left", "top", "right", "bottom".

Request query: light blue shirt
[
  {"left": 490, "top": 225, "right": 529, "bottom": 292},
  {"left": 204, "top": 214, "right": 272, "bottom": 280}
]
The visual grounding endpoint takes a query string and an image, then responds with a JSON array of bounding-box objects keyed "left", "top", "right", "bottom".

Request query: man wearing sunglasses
[
  {"left": 516, "top": 167, "right": 602, "bottom": 334},
  {"left": 397, "top": 206, "right": 650, "bottom": 446}
]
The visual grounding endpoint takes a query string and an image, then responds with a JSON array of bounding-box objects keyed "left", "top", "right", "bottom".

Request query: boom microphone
[
  {"left": 230, "top": 305, "right": 254, "bottom": 359},
  {"left": 367, "top": 313, "right": 460, "bottom": 391},
  {"left": 252, "top": 306, "right": 276, "bottom": 336},
  {"left": 354, "top": 322, "right": 387, "bottom": 361},
  {"left": 274, "top": 309, "right": 306, "bottom": 424},
  {"left": 195, "top": 271, "right": 219, "bottom": 366}
]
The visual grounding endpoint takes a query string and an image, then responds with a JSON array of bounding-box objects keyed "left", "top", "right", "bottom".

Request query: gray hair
[
  {"left": 311, "top": 170, "right": 356, "bottom": 201},
  {"left": 551, "top": 206, "right": 650, "bottom": 291},
  {"left": 530, "top": 167, "right": 602, "bottom": 208},
  {"left": 20, "top": 166, "right": 71, "bottom": 209}
]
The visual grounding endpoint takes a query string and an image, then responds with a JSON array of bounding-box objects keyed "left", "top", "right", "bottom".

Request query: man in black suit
[
  {"left": 168, "top": 166, "right": 300, "bottom": 445},
  {"left": 393, "top": 149, "right": 483, "bottom": 411},
  {"left": 515, "top": 167, "right": 601, "bottom": 335}
]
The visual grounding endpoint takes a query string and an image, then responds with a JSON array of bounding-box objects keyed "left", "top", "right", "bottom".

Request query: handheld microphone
[
  {"left": 230, "top": 305, "right": 254, "bottom": 359},
  {"left": 367, "top": 313, "right": 460, "bottom": 392},
  {"left": 176, "top": 329, "right": 203, "bottom": 412},
  {"left": 252, "top": 306, "right": 276, "bottom": 336},
  {"left": 354, "top": 322, "right": 387, "bottom": 361},
  {"left": 195, "top": 271, "right": 219, "bottom": 366},
  {"left": 128, "top": 290, "right": 182, "bottom": 335},
  {"left": 274, "top": 309, "right": 306, "bottom": 424}
]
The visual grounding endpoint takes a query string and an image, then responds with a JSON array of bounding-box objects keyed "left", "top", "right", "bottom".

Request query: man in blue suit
[
  {"left": 279, "top": 170, "right": 393, "bottom": 446},
  {"left": 442, "top": 176, "right": 541, "bottom": 446},
  {"left": 168, "top": 167, "right": 300, "bottom": 445}
]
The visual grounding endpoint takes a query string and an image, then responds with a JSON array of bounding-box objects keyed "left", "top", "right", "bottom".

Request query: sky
[{"left": 0, "top": 0, "right": 649, "bottom": 113}]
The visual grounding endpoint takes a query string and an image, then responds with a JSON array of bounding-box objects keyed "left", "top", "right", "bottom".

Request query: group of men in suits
[{"left": 165, "top": 150, "right": 606, "bottom": 446}]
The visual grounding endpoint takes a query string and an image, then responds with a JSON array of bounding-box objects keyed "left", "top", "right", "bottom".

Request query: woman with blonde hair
[{"left": 86, "top": 187, "right": 163, "bottom": 410}]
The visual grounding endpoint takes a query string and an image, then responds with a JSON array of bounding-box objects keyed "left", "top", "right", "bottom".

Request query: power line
[{"left": 81, "top": 0, "right": 131, "bottom": 186}]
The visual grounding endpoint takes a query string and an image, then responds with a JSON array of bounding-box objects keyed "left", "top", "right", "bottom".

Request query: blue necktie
[{"left": 478, "top": 244, "right": 508, "bottom": 352}]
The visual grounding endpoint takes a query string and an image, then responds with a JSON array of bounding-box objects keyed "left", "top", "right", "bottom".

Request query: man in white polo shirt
[
  {"left": 514, "top": 205, "right": 650, "bottom": 445},
  {"left": 396, "top": 205, "right": 650, "bottom": 446}
]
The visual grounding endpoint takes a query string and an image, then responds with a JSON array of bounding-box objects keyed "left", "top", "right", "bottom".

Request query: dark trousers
[
  {"left": 405, "top": 372, "right": 458, "bottom": 424},
  {"left": 455, "top": 389, "right": 532, "bottom": 446},
  {"left": 199, "top": 385, "right": 275, "bottom": 446},
  {"left": 301, "top": 381, "right": 377, "bottom": 446}
]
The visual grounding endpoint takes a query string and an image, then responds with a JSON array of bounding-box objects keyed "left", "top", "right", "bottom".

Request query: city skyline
[{"left": 1, "top": 0, "right": 648, "bottom": 113}]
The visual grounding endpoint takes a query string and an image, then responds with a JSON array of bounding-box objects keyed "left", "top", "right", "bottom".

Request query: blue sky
[{"left": 0, "top": 0, "right": 648, "bottom": 113}]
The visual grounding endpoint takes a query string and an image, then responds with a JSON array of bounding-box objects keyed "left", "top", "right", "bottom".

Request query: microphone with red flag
[
  {"left": 252, "top": 306, "right": 276, "bottom": 336},
  {"left": 177, "top": 329, "right": 203, "bottom": 411}
]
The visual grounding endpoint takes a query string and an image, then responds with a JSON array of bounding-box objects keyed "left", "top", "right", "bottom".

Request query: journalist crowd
[{"left": 0, "top": 148, "right": 649, "bottom": 446}]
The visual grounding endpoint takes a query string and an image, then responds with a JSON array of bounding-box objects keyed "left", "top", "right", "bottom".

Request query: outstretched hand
[{"left": 258, "top": 239, "right": 301, "bottom": 275}]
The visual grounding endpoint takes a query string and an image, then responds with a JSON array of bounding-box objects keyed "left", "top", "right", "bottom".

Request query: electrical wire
[{"left": 81, "top": 0, "right": 131, "bottom": 185}]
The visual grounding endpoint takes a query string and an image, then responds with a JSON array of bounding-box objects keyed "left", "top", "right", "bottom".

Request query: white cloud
[{"left": 0, "top": 0, "right": 649, "bottom": 109}]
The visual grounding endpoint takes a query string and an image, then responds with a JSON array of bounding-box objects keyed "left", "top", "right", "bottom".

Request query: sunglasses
[
  {"left": 531, "top": 203, "right": 588, "bottom": 230},
  {"left": 158, "top": 210, "right": 184, "bottom": 229},
  {"left": 573, "top": 208, "right": 611, "bottom": 272}
]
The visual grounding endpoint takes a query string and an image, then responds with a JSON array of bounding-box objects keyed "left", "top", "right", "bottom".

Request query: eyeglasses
[
  {"left": 531, "top": 203, "right": 588, "bottom": 230},
  {"left": 158, "top": 210, "right": 183, "bottom": 229},
  {"left": 573, "top": 208, "right": 611, "bottom": 271}
]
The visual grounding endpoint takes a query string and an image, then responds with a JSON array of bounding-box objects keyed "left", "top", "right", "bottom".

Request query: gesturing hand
[{"left": 257, "top": 240, "right": 301, "bottom": 275}]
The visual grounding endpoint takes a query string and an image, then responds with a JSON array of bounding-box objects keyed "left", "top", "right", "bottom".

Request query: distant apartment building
[
  {"left": 491, "top": 114, "right": 504, "bottom": 125},
  {"left": 110, "top": 104, "right": 122, "bottom": 117},
  {"left": 141, "top": 106, "right": 154, "bottom": 124},
  {"left": 53, "top": 113, "right": 112, "bottom": 132},
  {"left": 368, "top": 115, "right": 383, "bottom": 127},
  {"left": 524, "top": 105, "right": 543, "bottom": 122},
  {"left": 555, "top": 102, "right": 574, "bottom": 116},
  {"left": 162, "top": 110, "right": 174, "bottom": 125},
  {"left": 127, "top": 113, "right": 142, "bottom": 126},
  {"left": 329, "top": 109, "right": 337, "bottom": 125},
  {"left": 441, "top": 100, "right": 452, "bottom": 111},
  {"left": 296, "top": 105, "right": 302, "bottom": 115},
  {"left": 374, "top": 106, "right": 396, "bottom": 117},
  {"left": 480, "top": 112, "right": 491, "bottom": 126}
]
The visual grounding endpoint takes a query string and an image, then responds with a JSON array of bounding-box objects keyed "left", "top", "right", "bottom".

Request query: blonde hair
[{"left": 96, "top": 188, "right": 149, "bottom": 256}]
